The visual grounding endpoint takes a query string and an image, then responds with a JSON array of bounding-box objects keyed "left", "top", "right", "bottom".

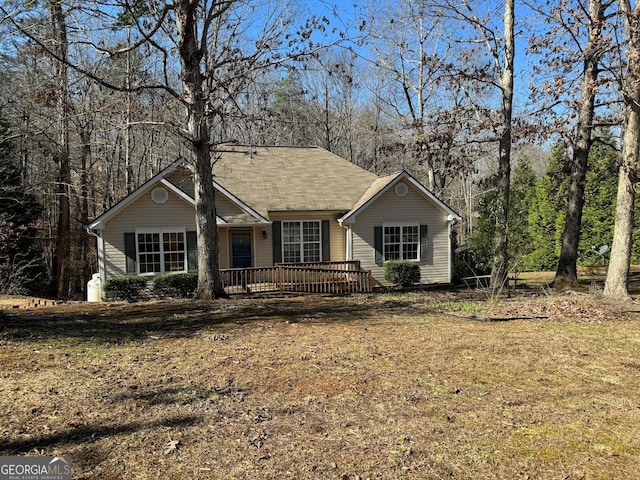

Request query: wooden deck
[{"left": 221, "top": 261, "right": 374, "bottom": 295}]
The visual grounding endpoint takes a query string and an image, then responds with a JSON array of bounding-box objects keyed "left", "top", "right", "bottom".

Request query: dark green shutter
[
  {"left": 124, "top": 232, "right": 136, "bottom": 274},
  {"left": 420, "top": 225, "right": 428, "bottom": 262},
  {"left": 374, "top": 226, "right": 383, "bottom": 266},
  {"left": 272, "top": 221, "right": 282, "bottom": 264},
  {"left": 321, "top": 220, "right": 330, "bottom": 261},
  {"left": 186, "top": 231, "right": 197, "bottom": 272}
]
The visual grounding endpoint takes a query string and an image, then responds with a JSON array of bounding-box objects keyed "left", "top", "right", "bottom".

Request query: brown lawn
[{"left": 1, "top": 289, "right": 640, "bottom": 479}]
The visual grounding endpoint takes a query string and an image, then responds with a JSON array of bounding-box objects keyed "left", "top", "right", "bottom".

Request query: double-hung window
[
  {"left": 282, "top": 220, "right": 321, "bottom": 263},
  {"left": 136, "top": 228, "right": 186, "bottom": 274},
  {"left": 383, "top": 224, "right": 419, "bottom": 261}
]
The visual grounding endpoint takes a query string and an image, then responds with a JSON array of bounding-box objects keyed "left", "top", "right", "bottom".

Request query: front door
[{"left": 231, "top": 231, "right": 252, "bottom": 268}]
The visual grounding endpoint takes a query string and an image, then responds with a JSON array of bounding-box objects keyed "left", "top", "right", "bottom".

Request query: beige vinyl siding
[
  {"left": 165, "top": 169, "right": 195, "bottom": 197},
  {"left": 102, "top": 185, "right": 196, "bottom": 279},
  {"left": 252, "top": 226, "right": 273, "bottom": 268},
  {"left": 215, "top": 193, "right": 247, "bottom": 219},
  {"left": 351, "top": 181, "right": 451, "bottom": 284},
  {"left": 218, "top": 227, "right": 230, "bottom": 269},
  {"left": 268, "top": 212, "right": 346, "bottom": 262}
]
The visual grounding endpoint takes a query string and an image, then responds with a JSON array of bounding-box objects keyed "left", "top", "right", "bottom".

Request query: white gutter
[{"left": 337, "top": 220, "right": 352, "bottom": 260}]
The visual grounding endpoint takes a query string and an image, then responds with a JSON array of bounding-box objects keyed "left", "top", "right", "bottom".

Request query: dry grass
[{"left": 1, "top": 291, "right": 640, "bottom": 479}]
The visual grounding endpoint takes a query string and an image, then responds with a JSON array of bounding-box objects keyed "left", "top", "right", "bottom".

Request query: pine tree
[
  {"left": 525, "top": 177, "right": 564, "bottom": 271},
  {"left": 468, "top": 157, "right": 538, "bottom": 274},
  {"left": 468, "top": 176, "right": 499, "bottom": 275},
  {"left": 509, "top": 156, "right": 537, "bottom": 267},
  {"left": 524, "top": 144, "right": 568, "bottom": 271},
  {"left": 270, "top": 73, "right": 313, "bottom": 146},
  {"left": 578, "top": 133, "right": 618, "bottom": 265}
]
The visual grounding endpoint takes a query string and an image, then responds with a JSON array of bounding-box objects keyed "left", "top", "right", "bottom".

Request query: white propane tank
[{"left": 87, "top": 273, "right": 101, "bottom": 302}]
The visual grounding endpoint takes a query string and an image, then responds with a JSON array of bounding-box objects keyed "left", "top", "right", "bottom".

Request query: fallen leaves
[
  {"left": 469, "top": 294, "right": 632, "bottom": 324},
  {"left": 1, "top": 292, "right": 639, "bottom": 479}
]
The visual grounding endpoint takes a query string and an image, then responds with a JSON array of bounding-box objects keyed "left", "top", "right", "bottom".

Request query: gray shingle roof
[
  {"left": 89, "top": 146, "right": 461, "bottom": 230},
  {"left": 340, "top": 172, "right": 401, "bottom": 220},
  {"left": 212, "top": 146, "right": 379, "bottom": 216}
]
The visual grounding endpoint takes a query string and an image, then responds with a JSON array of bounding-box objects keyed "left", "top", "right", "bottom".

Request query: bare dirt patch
[{"left": 1, "top": 292, "right": 639, "bottom": 479}]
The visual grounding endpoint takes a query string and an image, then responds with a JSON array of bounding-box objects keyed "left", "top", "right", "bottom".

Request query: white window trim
[
  {"left": 382, "top": 223, "right": 420, "bottom": 262},
  {"left": 281, "top": 220, "right": 323, "bottom": 263},
  {"left": 135, "top": 227, "right": 187, "bottom": 275}
]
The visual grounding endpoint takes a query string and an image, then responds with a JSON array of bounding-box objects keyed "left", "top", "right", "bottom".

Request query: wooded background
[{"left": 1, "top": 0, "right": 639, "bottom": 299}]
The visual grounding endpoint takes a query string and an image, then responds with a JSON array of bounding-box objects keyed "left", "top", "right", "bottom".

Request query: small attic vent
[
  {"left": 151, "top": 187, "right": 169, "bottom": 204},
  {"left": 395, "top": 183, "right": 408, "bottom": 197}
]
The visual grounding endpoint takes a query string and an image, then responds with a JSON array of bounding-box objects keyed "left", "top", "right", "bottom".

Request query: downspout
[
  {"left": 338, "top": 219, "right": 352, "bottom": 261},
  {"left": 447, "top": 215, "right": 458, "bottom": 283}
]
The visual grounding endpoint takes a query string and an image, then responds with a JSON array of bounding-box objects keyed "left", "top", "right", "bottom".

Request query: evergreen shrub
[
  {"left": 152, "top": 273, "right": 197, "bottom": 298},
  {"left": 383, "top": 261, "right": 421, "bottom": 287},
  {"left": 105, "top": 275, "right": 148, "bottom": 302}
]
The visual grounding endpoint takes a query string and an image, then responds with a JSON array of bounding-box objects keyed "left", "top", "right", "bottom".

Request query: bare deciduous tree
[
  {"left": 490, "top": 0, "right": 515, "bottom": 289},
  {"left": 527, "top": 0, "right": 616, "bottom": 289},
  {"left": 604, "top": 0, "right": 640, "bottom": 300},
  {"left": 33, "top": 0, "right": 73, "bottom": 298},
  {"left": 553, "top": 0, "right": 614, "bottom": 289},
  {"left": 4, "top": 0, "right": 332, "bottom": 299},
  {"left": 440, "top": 0, "right": 516, "bottom": 288}
]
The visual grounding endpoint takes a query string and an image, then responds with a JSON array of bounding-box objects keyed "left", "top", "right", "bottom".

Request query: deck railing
[
  {"left": 220, "top": 266, "right": 280, "bottom": 294},
  {"left": 275, "top": 260, "right": 362, "bottom": 271},
  {"left": 220, "top": 261, "right": 373, "bottom": 295}
]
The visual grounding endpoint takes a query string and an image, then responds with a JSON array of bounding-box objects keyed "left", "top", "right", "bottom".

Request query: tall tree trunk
[
  {"left": 125, "top": 26, "right": 134, "bottom": 194},
  {"left": 553, "top": 0, "right": 604, "bottom": 289},
  {"left": 604, "top": 1, "right": 640, "bottom": 300},
  {"left": 174, "top": 0, "right": 226, "bottom": 300},
  {"left": 605, "top": 151, "right": 637, "bottom": 299},
  {"left": 49, "top": 0, "right": 72, "bottom": 299},
  {"left": 323, "top": 79, "right": 331, "bottom": 151},
  {"left": 78, "top": 125, "right": 93, "bottom": 294},
  {"left": 490, "top": 0, "right": 515, "bottom": 289}
]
